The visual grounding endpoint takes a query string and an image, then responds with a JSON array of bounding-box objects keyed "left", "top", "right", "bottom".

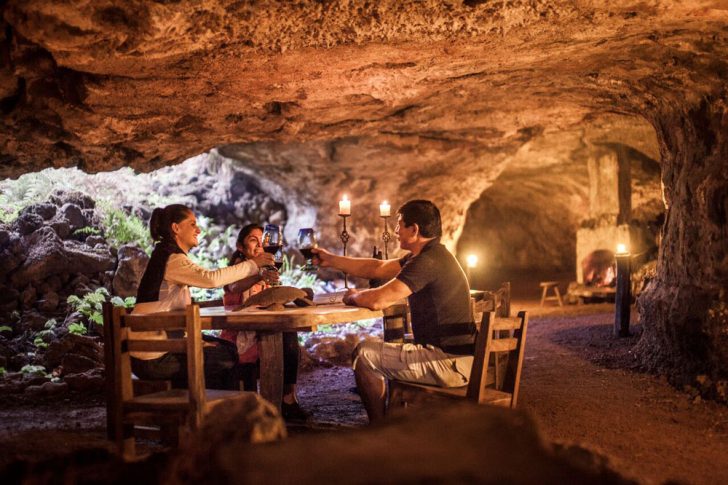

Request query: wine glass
[
  {"left": 262, "top": 224, "right": 283, "bottom": 285},
  {"left": 297, "top": 228, "right": 317, "bottom": 271}
]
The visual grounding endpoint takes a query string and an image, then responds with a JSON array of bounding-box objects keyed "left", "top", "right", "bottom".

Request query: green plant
[
  {"left": 73, "top": 226, "right": 101, "bottom": 237},
  {"left": 68, "top": 322, "right": 88, "bottom": 335},
  {"left": 0, "top": 367, "right": 6, "bottom": 377},
  {"left": 97, "top": 201, "right": 153, "bottom": 254},
  {"left": 110, "top": 296, "right": 136, "bottom": 309},
  {"left": 67, "top": 287, "right": 110, "bottom": 327},
  {"left": 44, "top": 318, "right": 57, "bottom": 329},
  {"left": 33, "top": 336, "right": 48, "bottom": 349},
  {"left": 20, "top": 364, "right": 47, "bottom": 377},
  {"left": 0, "top": 325, "right": 12, "bottom": 333}
]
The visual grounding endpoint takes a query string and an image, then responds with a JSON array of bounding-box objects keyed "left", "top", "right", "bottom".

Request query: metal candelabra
[
  {"left": 339, "top": 214, "right": 350, "bottom": 288},
  {"left": 381, "top": 216, "right": 391, "bottom": 259}
]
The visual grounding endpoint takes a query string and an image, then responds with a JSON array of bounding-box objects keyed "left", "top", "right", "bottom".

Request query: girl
[
  {"left": 131, "top": 204, "right": 274, "bottom": 390},
  {"left": 221, "top": 223, "right": 309, "bottom": 420}
]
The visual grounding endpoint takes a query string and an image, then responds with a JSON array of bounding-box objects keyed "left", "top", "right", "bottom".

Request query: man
[{"left": 313, "top": 200, "right": 475, "bottom": 422}]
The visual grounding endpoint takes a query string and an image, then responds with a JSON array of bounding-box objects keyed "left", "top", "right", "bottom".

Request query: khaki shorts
[{"left": 353, "top": 339, "right": 473, "bottom": 388}]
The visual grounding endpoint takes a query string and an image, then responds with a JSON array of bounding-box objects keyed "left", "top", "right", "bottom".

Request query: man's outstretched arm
[{"left": 343, "top": 278, "right": 411, "bottom": 311}]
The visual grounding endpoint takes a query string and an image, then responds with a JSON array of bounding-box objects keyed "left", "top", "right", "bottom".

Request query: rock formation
[{"left": 1, "top": 1, "right": 727, "bottom": 390}]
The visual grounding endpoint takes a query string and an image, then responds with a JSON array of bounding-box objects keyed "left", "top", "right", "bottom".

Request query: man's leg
[{"left": 354, "top": 357, "right": 387, "bottom": 422}]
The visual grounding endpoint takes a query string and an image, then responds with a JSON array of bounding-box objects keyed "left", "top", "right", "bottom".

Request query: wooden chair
[
  {"left": 388, "top": 311, "right": 529, "bottom": 411},
  {"left": 104, "top": 302, "right": 249, "bottom": 460}
]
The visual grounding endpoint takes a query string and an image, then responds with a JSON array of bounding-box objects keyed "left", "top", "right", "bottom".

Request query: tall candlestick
[
  {"left": 381, "top": 215, "right": 391, "bottom": 259},
  {"left": 379, "top": 201, "right": 391, "bottom": 217},
  {"left": 339, "top": 214, "right": 350, "bottom": 289},
  {"left": 339, "top": 195, "right": 351, "bottom": 216}
]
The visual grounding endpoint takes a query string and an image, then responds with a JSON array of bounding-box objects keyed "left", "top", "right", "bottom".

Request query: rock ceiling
[{"left": 1, "top": 1, "right": 727, "bottom": 245}]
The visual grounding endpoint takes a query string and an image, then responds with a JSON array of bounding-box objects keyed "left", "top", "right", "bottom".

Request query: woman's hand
[
  {"left": 260, "top": 267, "right": 280, "bottom": 285},
  {"left": 251, "top": 252, "right": 275, "bottom": 268}
]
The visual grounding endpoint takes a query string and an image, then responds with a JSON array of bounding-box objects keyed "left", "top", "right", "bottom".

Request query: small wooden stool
[{"left": 539, "top": 281, "right": 563, "bottom": 307}]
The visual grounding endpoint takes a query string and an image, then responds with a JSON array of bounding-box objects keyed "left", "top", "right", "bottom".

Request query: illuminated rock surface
[{"left": 1, "top": 1, "right": 727, "bottom": 388}]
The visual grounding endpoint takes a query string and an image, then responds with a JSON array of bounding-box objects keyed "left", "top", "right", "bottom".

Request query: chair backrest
[
  {"left": 466, "top": 310, "right": 529, "bottom": 407},
  {"left": 110, "top": 304, "right": 206, "bottom": 428},
  {"left": 471, "top": 281, "right": 511, "bottom": 329}
]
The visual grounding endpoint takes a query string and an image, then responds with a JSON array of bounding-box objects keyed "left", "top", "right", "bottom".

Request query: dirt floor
[{"left": 2, "top": 278, "right": 727, "bottom": 483}]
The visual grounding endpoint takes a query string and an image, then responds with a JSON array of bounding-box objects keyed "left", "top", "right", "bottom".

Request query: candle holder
[
  {"left": 339, "top": 214, "right": 350, "bottom": 288},
  {"left": 381, "top": 215, "right": 391, "bottom": 259}
]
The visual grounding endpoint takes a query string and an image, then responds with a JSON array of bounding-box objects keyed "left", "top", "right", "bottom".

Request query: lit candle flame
[{"left": 616, "top": 243, "right": 628, "bottom": 254}]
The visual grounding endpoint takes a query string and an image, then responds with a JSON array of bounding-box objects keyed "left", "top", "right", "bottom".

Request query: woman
[
  {"left": 221, "top": 223, "right": 309, "bottom": 421},
  {"left": 131, "top": 204, "right": 274, "bottom": 390}
]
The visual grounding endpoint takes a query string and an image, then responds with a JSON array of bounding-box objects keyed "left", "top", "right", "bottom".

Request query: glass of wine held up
[
  {"left": 262, "top": 224, "right": 283, "bottom": 286},
  {"left": 297, "top": 228, "right": 317, "bottom": 271}
]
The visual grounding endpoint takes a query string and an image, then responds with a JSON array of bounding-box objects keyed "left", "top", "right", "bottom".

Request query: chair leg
[
  {"left": 540, "top": 286, "right": 548, "bottom": 307},
  {"left": 119, "top": 423, "right": 136, "bottom": 460},
  {"left": 554, "top": 286, "right": 564, "bottom": 307}
]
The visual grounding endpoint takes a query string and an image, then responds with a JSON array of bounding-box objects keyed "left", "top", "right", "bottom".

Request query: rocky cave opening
[{"left": 1, "top": 0, "right": 727, "bottom": 483}]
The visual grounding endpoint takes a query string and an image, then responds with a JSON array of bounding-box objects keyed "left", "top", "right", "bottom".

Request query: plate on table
[{"left": 313, "top": 290, "right": 347, "bottom": 305}]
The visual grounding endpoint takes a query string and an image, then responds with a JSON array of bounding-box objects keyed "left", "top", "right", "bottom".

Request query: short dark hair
[
  {"left": 149, "top": 204, "right": 193, "bottom": 242},
  {"left": 397, "top": 200, "right": 442, "bottom": 238}
]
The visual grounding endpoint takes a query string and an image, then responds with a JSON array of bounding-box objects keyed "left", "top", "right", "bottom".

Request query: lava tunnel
[{"left": 0, "top": 1, "right": 727, "bottom": 483}]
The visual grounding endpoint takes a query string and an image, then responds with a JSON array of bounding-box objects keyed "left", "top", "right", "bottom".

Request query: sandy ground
[{"left": 2, "top": 293, "right": 727, "bottom": 483}]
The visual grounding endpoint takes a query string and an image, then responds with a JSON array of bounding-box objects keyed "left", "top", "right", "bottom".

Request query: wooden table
[{"left": 199, "top": 304, "right": 383, "bottom": 408}]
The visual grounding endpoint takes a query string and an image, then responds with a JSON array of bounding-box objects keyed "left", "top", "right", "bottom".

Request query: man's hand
[
  {"left": 311, "top": 247, "right": 335, "bottom": 268},
  {"left": 251, "top": 253, "right": 275, "bottom": 268},
  {"left": 342, "top": 288, "right": 360, "bottom": 306}
]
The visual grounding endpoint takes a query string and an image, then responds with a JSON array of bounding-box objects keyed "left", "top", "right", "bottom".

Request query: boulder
[
  {"left": 14, "top": 211, "right": 44, "bottom": 235},
  {"left": 49, "top": 218, "right": 71, "bottom": 239},
  {"left": 171, "top": 402, "right": 630, "bottom": 484},
  {"left": 37, "top": 291, "right": 60, "bottom": 312},
  {"left": 25, "top": 380, "right": 68, "bottom": 397},
  {"left": 0, "top": 228, "right": 10, "bottom": 247},
  {"left": 60, "top": 203, "right": 86, "bottom": 231},
  {"left": 10, "top": 227, "right": 114, "bottom": 287},
  {"left": 21, "top": 202, "right": 57, "bottom": 220},
  {"left": 85, "top": 235, "right": 106, "bottom": 246},
  {"left": 61, "top": 353, "right": 100, "bottom": 375},
  {"left": 63, "top": 367, "right": 104, "bottom": 392},
  {"left": 44, "top": 333, "right": 103, "bottom": 369},
  {"left": 20, "top": 285, "right": 37, "bottom": 309},
  {"left": 20, "top": 310, "right": 49, "bottom": 332},
  {"left": 112, "top": 244, "right": 148, "bottom": 298},
  {"left": 50, "top": 191, "right": 95, "bottom": 210},
  {"left": 170, "top": 393, "right": 286, "bottom": 481}
]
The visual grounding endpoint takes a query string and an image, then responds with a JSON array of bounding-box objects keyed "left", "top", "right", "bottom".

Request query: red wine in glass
[
  {"left": 264, "top": 245, "right": 282, "bottom": 255},
  {"left": 262, "top": 224, "right": 283, "bottom": 285},
  {"left": 297, "top": 228, "right": 317, "bottom": 271}
]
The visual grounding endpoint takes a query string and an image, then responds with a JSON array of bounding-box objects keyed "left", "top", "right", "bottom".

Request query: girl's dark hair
[
  {"left": 149, "top": 204, "right": 192, "bottom": 242},
  {"left": 231, "top": 223, "right": 264, "bottom": 262}
]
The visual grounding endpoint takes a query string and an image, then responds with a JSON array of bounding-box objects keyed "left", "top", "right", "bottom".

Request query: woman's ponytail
[{"left": 149, "top": 204, "right": 192, "bottom": 242}]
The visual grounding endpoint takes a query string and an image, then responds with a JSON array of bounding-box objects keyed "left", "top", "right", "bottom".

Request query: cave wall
[
  {"left": 1, "top": 1, "right": 727, "bottom": 387},
  {"left": 457, "top": 116, "right": 662, "bottom": 276},
  {"left": 637, "top": 98, "right": 728, "bottom": 390}
]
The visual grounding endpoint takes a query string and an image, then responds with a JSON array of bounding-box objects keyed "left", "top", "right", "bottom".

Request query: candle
[
  {"left": 616, "top": 243, "right": 628, "bottom": 255},
  {"left": 339, "top": 195, "right": 351, "bottom": 216},
  {"left": 379, "top": 201, "right": 391, "bottom": 217}
]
